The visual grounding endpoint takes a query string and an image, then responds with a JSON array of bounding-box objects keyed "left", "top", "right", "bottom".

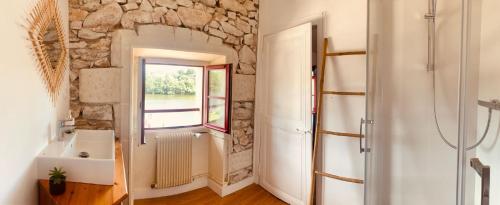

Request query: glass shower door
[
  {"left": 366, "top": 0, "right": 500, "bottom": 204},
  {"left": 462, "top": 0, "right": 500, "bottom": 204},
  {"left": 365, "top": 0, "right": 463, "bottom": 204}
]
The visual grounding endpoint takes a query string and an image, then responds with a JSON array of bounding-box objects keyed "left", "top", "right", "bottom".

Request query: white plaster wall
[
  {"left": 209, "top": 133, "right": 226, "bottom": 185},
  {"left": 367, "top": 0, "right": 466, "bottom": 204},
  {"left": 474, "top": 0, "right": 500, "bottom": 204},
  {"left": 259, "top": 0, "right": 367, "bottom": 204},
  {"left": 0, "top": 0, "right": 69, "bottom": 204}
]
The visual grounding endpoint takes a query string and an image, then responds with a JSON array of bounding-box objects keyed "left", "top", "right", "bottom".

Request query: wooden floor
[{"left": 135, "top": 184, "right": 288, "bottom": 205}]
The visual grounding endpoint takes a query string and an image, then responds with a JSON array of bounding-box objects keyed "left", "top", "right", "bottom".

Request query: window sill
[
  {"left": 144, "top": 126, "right": 208, "bottom": 135},
  {"left": 145, "top": 126, "right": 232, "bottom": 140}
]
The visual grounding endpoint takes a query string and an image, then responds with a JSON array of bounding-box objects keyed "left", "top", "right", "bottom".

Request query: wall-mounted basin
[{"left": 37, "top": 130, "right": 115, "bottom": 185}]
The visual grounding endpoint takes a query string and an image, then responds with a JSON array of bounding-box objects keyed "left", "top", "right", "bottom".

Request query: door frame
[
  {"left": 458, "top": 0, "right": 484, "bottom": 204},
  {"left": 254, "top": 13, "right": 326, "bottom": 204}
]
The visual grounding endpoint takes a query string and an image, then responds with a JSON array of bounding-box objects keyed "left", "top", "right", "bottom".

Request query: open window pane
[
  {"left": 207, "top": 98, "right": 226, "bottom": 128},
  {"left": 208, "top": 69, "right": 226, "bottom": 97},
  {"left": 203, "top": 64, "right": 231, "bottom": 133},
  {"left": 144, "top": 111, "right": 202, "bottom": 129}
]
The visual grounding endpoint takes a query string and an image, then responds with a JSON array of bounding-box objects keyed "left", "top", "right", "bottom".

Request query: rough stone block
[
  {"left": 177, "top": 7, "right": 212, "bottom": 29},
  {"left": 164, "top": 9, "right": 182, "bottom": 26},
  {"left": 229, "top": 149, "right": 253, "bottom": 173},
  {"left": 83, "top": 3, "right": 123, "bottom": 29},
  {"left": 238, "top": 45, "right": 256, "bottom": 64},
  {"left": 79, "top": 68, "right": 121, "bottom": 103},
  {"left": 82, "top": 104, "right": 114, "bottom": 121},
  {"left": 78, "top": 29, "right": 106, "bottom": 40},
  {"left": 155, "top": 0, "right": 178, "bottom": 9},
  {"left": 208, "top": 28, "right": 227, "bottom": 39},
  {"left": 233, "top": 107, "right": 252, "bottom": 120},
  {"left": 238, "top": 63, "right": 255, "bottom": 75},
  {"left": 121, "top": 2, "right": 139, "bottom": 11},
  {"left": 177, "top": 0, "right": 193, "bottom": 7},
  {"left": 232, "top": 74, "right": 255, "bottom": 101},
  {"left": 219, "top": 0, "right": 248, "bottom": 15},
  {"left": 228, "top": 166, "right": 252, "bottom": 185}
]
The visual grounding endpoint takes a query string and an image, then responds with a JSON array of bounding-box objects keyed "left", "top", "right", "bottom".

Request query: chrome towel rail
[{"left": 478, "top": 99, "right": 500, "bottom": 111}]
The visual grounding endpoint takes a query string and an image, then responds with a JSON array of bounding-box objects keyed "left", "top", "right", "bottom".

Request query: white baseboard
[
  {"left": 208, "top": 176, "right": 255, "bottom": 197},
  {"left": 134, "top": 177, "right": 208, "bottom": 200},
  {"left": 134, "top": 176, "right": 255, "bottom": 200},
  {"left": 254, "top": 174, "right": 260, "bottom": 184},
  {"left": 222, "top": 176, "right": 255, "bottom": 197},
  {"left": 207, "top": 178, "right": 223, "bottom": 196}
]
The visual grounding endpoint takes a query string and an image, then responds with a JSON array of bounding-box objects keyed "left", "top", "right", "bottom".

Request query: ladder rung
[
  {"left": 326, "top": 51, "right": 367, "bottom": 56},
  {"left": 315, "top": 171, "right": 364, "bottom": 184},
  {"left": 322, "top": 91, "right": 365, "bottom": 96},
  {"left": 319, "top": 130, "right": 363, "bottom": 138}
]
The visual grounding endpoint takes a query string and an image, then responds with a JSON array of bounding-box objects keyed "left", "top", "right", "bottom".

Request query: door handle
[
  {"left": 359, "top": 118, "right": 365, "bottom": 153},
  {"left": 470, "top": 158, "right": 490, "bottom": 205}
]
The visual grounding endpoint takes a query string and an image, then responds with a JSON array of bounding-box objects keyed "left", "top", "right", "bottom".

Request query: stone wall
[{"left": 68, "top": 0, "right": 258, "bottom": 185}]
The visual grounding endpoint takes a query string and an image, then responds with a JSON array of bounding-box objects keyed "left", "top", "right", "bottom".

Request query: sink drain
[{"left": 79, "top": 152, "right": 89, "bottom": 158}]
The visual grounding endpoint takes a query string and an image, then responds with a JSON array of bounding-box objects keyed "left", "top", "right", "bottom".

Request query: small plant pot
[{"left": 49, "top": 178, "right": 66, "bottom": 195}]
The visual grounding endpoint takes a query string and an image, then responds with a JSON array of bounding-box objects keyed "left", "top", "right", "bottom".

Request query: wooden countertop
[{"left": 39, "top": 140, "right": 128, "bottom": 205}]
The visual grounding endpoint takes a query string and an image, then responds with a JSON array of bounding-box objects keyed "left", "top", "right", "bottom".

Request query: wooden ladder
[{"left": 309, "top": 38, "right": 367, "bottom": 204}]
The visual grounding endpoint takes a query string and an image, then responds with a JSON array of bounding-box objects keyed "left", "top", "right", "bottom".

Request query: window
[
  {"left": 140, "top": 59, "right": 231, "bottom": 140},
  {"left": 142, "top": 62, "right": 204, "bottom": 129}
]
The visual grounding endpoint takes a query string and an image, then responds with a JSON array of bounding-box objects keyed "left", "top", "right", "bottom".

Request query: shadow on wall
[
  {"left": 367, "top": 0, "right": 395, "bottom": 203},
  {"left": 3, "top": 158, "right": 39, "bottom": 204}
]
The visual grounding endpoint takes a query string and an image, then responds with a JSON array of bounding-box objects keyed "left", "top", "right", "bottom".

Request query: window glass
[
  {"left": 143, "top": 64, "right": 203, "bottom": 129},
  {"left": 207, "top": 98, "right": 226, "bottom": 128},
  {"left": 145, "top": 94, "right": 198, "bottom": 110},
  {"left": 144, "top": 111, "right": 202, "bottom": 129},
  {"left": 208, "top": 69, "right": 226, "bottom": 97}
]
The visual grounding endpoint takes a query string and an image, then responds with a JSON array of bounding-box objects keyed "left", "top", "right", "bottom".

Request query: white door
[{"left": 259, "top": 23, "right": 312, "bottom": 205}]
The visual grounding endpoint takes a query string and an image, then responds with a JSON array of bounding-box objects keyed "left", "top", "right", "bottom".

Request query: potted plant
[{"left": 48, "top": 167, "right": 66, "bottom": 195}]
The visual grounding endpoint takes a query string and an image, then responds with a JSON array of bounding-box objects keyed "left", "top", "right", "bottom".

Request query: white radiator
[{"left": 154, "top": 132, "right": 193, "bottom": 189}]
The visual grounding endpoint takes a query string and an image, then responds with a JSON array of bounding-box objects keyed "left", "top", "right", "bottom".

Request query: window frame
[
  {"left": 203, "top": 64, "right": 232, "bottom": 133},
  {"left": 141, "top": 60, "right": 205, "bottom": 131},
  {"left": 139, "top": 60, "right": 232, "bottom": 145}
]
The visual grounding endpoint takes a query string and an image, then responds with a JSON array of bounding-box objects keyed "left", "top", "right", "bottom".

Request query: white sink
[{"left": 37, "top": 130, "right": 115, "bottom": 185}]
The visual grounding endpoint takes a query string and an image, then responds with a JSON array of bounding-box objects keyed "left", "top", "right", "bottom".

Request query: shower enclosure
[{"left": 365, "top": 0, "right": 500, "bottom": 204}]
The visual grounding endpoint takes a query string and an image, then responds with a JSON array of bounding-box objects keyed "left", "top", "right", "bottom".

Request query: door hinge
[{"left": 363, "top": 119, "right": 375, "bottom": 125}]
